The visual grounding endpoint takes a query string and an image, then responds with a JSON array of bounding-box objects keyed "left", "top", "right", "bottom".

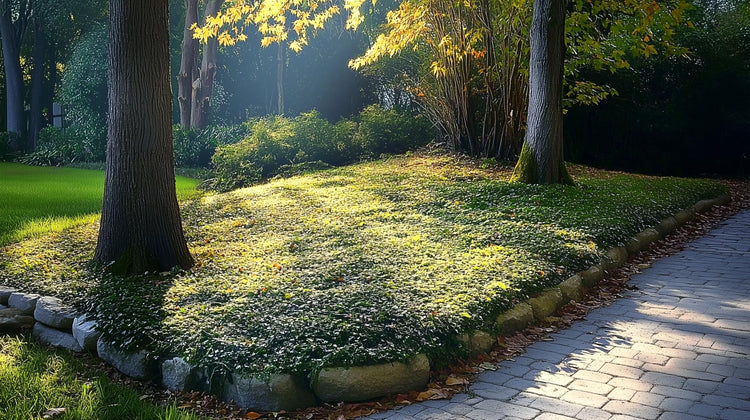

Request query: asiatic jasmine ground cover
[{"left": 0, "top": 152, "right": 726, "bottom": 378}]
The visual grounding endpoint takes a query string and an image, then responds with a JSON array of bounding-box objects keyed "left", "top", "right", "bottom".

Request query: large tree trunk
[
  {"left": 29, "top": 20, "right": 47, "bottom": 150},
  {"left": 95, "top": 0, "right": 194, "bottom": 274},
  {"left": 190, "top": 0, "right": 223, "bottom": 129},
  {"left": 510, "top": 0, "right": 573, "bottom": 185},
  {"left": 0, "top": 10, "right": 26, "bottom": 149},
  {"left": 178, "top": 0, "right": 198, "bottom": 127}
]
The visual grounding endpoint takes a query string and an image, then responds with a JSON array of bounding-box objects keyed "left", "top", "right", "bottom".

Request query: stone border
[{"left": 0, "top": 193, "right": 730, "bottom": 411}]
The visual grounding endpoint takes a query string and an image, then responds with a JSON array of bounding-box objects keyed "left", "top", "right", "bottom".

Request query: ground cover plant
[
  {"left": 0, "top": 153, "right": 726, "bottom": 384},
  {"left": 0, "top": 162, "right": 201, "bottom": 247}
]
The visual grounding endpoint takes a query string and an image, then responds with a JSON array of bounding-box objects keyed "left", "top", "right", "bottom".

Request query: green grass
[
  {"left": 0, "top": 154, "right": 726, "bottom": 383},
  {"left": 0, "top": 163, "right": 201, "bottom": 246},
  {"left": 0, "top": 334, "right": 205, "bottom": 420},
  {"left": 0, "top": 162, "right": 204, "bottom": 420}
]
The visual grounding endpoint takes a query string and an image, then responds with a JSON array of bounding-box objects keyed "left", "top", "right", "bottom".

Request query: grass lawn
[
  {"left": 0, "top": 162, "right": 204, "bottom": 420},
  {"left": 0, "top": 152, "right": 727, "bottom": 384},
  {"left": 0, "top": 162, "right": 201, "bottom": 246}
]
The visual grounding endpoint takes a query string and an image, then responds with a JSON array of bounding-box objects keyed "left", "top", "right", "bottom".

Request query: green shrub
[
  {"left": 19, "top": 126, "right": 103, "bottom": 166},
  {"left": 0, "top": 133, "right": 9, "bottom": 160},
  {"left": 174, "top": 124, "right": 246, "bottom": 168},
  {"left": 210, "top": 108, "right": 435, "bottom": 192},
  {"left": 354, "top": 105, "right": 435, "bottom": 157}
]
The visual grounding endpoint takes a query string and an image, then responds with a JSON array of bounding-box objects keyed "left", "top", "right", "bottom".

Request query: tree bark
[
  {"left": 510, "top": 0, "right": 573, "bottom": 185},
  {"left": 29, "top": 19, "right": 47, "bottom": 149},
  {"left": 190, "top": 0, "right": 223, "bottom": 129},
  {"left": 94, "top": 0, "right": 194, "bottom": 274},
  {"left": 0, "top": 7, "right": 27, "bottom": 148},
  {"left": 178, "top": 0, "right": 198, "bottom": 127},
  {"left": 276, "top": 42, "right": 284, "bottom": 115}
]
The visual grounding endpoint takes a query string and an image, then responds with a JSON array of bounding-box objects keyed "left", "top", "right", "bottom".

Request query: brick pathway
[{"left": 366, "top": 210, "right": 750, "bottom": 419}]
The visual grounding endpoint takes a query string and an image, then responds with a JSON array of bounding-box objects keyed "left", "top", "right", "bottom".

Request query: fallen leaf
[
  {"left": 445, "top": 375, "right": 470, "bottom": 386},
  {"left": 245, "top": 412, "right": 261, "bottom": 419},
  {"left": 478, "top": 362, "right": 498, "bottom": 371}
]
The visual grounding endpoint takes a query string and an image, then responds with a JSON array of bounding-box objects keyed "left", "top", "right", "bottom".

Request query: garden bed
[{"left": 0, "top": 152, "right": 727, "bottom": 402}]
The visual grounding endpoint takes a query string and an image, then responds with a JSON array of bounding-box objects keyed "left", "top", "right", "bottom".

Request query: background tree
[
  {"left": 94, "top": 0, "right": 193, "bottom": 274},
  {"left": 0, "top": 0, "right": 32, "bottom": 150},
  {"left": 509, "top": 0, "right": 571, "bottom": 184}
]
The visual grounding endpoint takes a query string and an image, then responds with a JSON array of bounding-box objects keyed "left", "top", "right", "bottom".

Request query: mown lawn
[
  {"left": 0, "top": 153, "right": 726, "bottom": 383},
  {"left": 0, "top": 162, "right": 204, "bottom": 420},
  {"left": 0, "top": 162, "right": 201, "bottom": 246}
]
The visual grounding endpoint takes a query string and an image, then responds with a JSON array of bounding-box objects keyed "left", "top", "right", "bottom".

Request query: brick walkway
[{"left": 366, "top": 210, "right": 750, "bottom": 419}]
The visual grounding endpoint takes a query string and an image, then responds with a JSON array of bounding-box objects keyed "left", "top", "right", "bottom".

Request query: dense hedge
[{"left": 210, "top": 106, "right": 435, "bottom": 192}]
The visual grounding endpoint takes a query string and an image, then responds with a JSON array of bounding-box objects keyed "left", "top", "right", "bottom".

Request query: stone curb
[{"left": 0, "top": 193, "right": 729, "bottom": 411}]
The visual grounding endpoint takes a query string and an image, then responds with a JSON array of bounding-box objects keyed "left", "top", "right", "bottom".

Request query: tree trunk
[
  {"left": 276, "top": 42, "right": 284, "bottom": 115},
  {"left": 95, "top": 0, "right": 194, "bottom": 274},
  {"left": 0, "top": 10, "right": 26, "bottom": 148},
  {"left": 178, "top": 0, "right": 198, "bottom": 127},
  {"left": 44, "top": 42, "right": 57, "bottom": 127},
  {"left": 29, "top": 20, "right": 47, "bottom": 150},
  {"left": 190, "top": 0, "right": 223, "bottom": 129},
  {"left": 510, "top": 0, "right": 573, "bottom": 185}
]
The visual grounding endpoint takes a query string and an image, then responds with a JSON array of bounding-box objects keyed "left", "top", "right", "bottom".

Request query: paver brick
[
  {"left": 601, "top": 400, "right": 660, "bottom": 420},
  {"left": 472, "top": 400, "right": 540, "bottom": 419},
  {"left": 631, "top": 391, "right": 665, "bottom": 407},
  {"left": 527, "top": 395, "right": 583, "bottom": 417},
  {"left": 658, "top": 397, "right": 695, "bottom": 412},
  {"left": 560, "top": 390, "right": 609, "bottom": 408},
  {"left": 569, "top": 379, "right": 613, "bottom": 395},
  {"left": 650, "top": 385, "right": 700, "bottom": 400},
  {"left": 606, "top": 388, "right": 636, "bottom": 401},
  {"left": 608, "top": 377, "right": 652, "bottom": 392}
]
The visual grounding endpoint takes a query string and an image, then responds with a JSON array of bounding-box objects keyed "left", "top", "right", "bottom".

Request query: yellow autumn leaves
[{"left": 192, "top": 0, "right": 367, "bottom": 53}]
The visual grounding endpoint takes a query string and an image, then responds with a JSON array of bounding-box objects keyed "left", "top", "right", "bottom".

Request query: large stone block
[
  {"left": 495, "top": 302, "right": 533, "bottom": 335},
  {"left": 580, "top": 265, "right": 604, "bottom": 287},
  {"left": 602, "top": 247, "right": 628, "bottom": 270},
  {"left": 313, "top": 354, "right": 430, "bottom": 402},
  {"left": 161, "top": 357, "right": 194, "bottom": 392},
  {"left": 7, "top": 292, "right": 41, "bottom": 314},
  {"left": 559, "top": 275, "right": 583, "bottom": 303},
  {"left": 459, "top": 331, "right": 495, "bottom": 356},
  {"left": 72, "top": 315, "right": 101, "bottom": 353},
  {"left": 673, "top": 209, "right": 695, "bottom": 225},
  {"left": 624, "top": 237, "right": 642, "bottom": 255},
  {"left": 0, "top": 307, "right": 35, "bottom": 332},
  {"left": 34, "top": 296, "right": 77, "bottom": 330},
  {"left": 655, "top": 217, "right": 679, "bottom": 236},
  {"left": 0, "top": 286, "right": 18, "bottom": 305},
  {"left": 634, "top": 228, "right": 661, "bottom": 251},
  {"left": 528, "top": 288, "right": 563, "bottom": 320},
  {"left": 97, "top": 338, "right": 153, "bottom": 380},
  {"left": 32, "top": 323, "right": 83, "bottom": 352},
  {"left": 693, "top": 199, "right": 715, "bottom": 213},
  {"left": 223, "top": 373, "right": 317, "bottom": 411}
]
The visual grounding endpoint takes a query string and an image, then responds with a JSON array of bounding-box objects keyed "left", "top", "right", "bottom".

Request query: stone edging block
[
  {"left": 495, "top": 302, "right": 533, "bottom": 335},
  {"left": 460, "top": 331, "right": 495, "bottom": 356},
  {"left": 8, "top": 292, "right": 41, "bottom": 315},
  {"left": 34, "top": 296, "right": 77, "bottom": 330},
  {"left": 312, "top": 353, "right": 429, "bottom": 402},
  {"left": 0, "top": 286, "right": 18, "bottom": 305},
  {"left": 528, "top": 288, "right": 563, "bottom": 320},
  {"left": 224, "top": 373, "right": 317, "bottom": 411},
  {"left": 559, "top": 275, "right": 583, "bottom": 303},
  {"left": 32, "top": 323, "right": 83, "bottom": 352},
  {"left": 0, "top": 307, "right": 35, "bottom": 332},
  {"left": 97, "top": 338, "right": 153, "bottom": 380}
]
